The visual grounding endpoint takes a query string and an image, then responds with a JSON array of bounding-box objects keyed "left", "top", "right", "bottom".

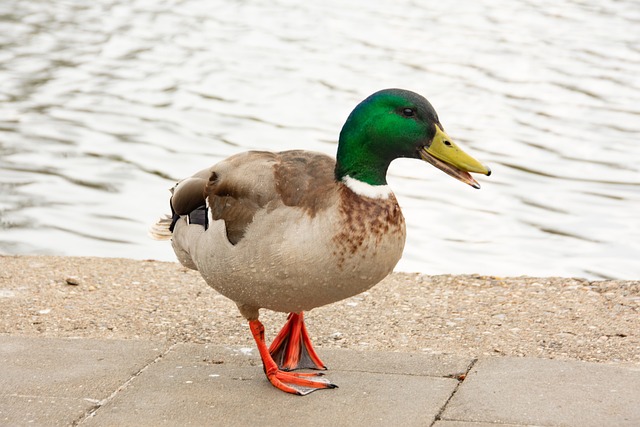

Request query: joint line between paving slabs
[
  {"left": 72, "top": 342, "right": 179, "bottom": 426},
  {"left": 430, "top": 358, "right": 478, "bottom": 427}
]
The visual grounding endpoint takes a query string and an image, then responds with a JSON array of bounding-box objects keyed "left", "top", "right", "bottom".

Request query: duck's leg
[
  {"left": 249, "top": 319, "right": 337, "bottom": 395},
  {"left": 269, "top": 312, "right": 326, "bottom": 371}
]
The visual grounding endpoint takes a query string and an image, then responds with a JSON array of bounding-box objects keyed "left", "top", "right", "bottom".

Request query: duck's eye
[{"left": 402, "top": 108, "right": 415, "bottom": 117}]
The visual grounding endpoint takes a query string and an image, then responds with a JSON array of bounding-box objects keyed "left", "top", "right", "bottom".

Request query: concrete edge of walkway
[{"left": 1, "top": 335, "right": 639, "bottom": 427}]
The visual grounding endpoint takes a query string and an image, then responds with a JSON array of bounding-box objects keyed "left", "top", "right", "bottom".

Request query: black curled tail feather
[{"left": 151, "top": 202, "right": 208, "bottom": 241}]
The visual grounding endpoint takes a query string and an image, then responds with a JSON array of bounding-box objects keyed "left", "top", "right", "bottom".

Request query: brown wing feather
[
  {"left": 273, "top": 150, "right": 337, "bottom": 216},
  {"left": 174, "top": 150, "right": 337, "bottom": 245},
  {"left": 204, "top": 151, "right": 277, "bottom": 244}
]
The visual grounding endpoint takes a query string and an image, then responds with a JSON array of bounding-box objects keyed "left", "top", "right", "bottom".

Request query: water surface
[{"left": 1, "top": 0, "right": 639, "bottom": 279}]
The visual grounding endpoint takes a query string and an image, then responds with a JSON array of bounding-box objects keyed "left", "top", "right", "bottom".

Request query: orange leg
[
  {"left": 249, "top": 319, "right": 336, "bottom": 395},
  {"left": 269, "top": 312, "right": 327, "bottom": 371}
]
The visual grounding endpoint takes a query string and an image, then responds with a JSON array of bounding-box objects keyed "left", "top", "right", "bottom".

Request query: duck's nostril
[{"left": 444, "top": 140, "right": 452, "bottom": 146}]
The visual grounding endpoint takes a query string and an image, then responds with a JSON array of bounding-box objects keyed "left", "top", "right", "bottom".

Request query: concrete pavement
[{"left": 1, "top": 335, "right": 639, "bottom": 427}]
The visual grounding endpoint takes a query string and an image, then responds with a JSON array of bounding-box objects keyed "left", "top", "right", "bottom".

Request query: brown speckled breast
[{"left": 332, "top": 184, "right": 406, "bottom": 269}]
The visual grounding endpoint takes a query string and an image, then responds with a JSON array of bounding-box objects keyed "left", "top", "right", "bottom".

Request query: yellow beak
[{"left": 419, "top": 126, "right": 491, "bottom": 189}]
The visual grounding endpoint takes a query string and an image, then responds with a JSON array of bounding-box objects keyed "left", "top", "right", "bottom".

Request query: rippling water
[{"left": 1, "top": 0, "right": 639, "bottom": 279}]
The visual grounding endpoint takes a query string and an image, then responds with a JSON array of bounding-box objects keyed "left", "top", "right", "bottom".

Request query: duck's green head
[{"left": 335, "top": 88, "right": 491, "bottom": 188}]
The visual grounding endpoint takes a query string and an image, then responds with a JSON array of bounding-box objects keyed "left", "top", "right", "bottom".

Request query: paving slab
[
  {"left": 0, "top": 336, "right": 166, "bottom": 426},
  {"left": 83, "top": 343, "right": 467, "bottom": 427},
  {"left": 5, "top": 334, "right": 639, "bottom": 427},
  {"left": 0, "top": 395, "right": 95, "bottom": 427},
  {"left": 433, "top": 421, "right": 535, "bottom": 427},
  {"left": 320, "top": 347, "right": 473, "bottom": 377},
  {"left": 434, "top": 422, "right": 534, "bottom": 427},
  {"left": 441, "top": 357, "right": 640, "bottom": 427}
]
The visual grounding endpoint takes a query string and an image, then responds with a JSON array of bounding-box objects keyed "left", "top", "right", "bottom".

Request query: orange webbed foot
[
  {"left": 265, "top": 367, "right": 336, "bottom": 396},
  {"left": 269, "top": 312, "right": 327, "bottom": 371},
  {"left": 250, "top": 317, "right": 337, "bottom": 395}
]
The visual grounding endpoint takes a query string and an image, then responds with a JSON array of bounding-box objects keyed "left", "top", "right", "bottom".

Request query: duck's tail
[{"left": 148, "top": 215, "right": 173, "bottom": 241}]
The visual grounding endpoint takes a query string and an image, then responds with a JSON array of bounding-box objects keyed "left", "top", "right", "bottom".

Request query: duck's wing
[{"left": 170, "top": 150, "right": 337, "bottom": 245}]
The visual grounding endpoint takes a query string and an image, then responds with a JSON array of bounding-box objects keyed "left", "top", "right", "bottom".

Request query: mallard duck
[{"left": 151, "top": 88, "right": 490, "bottom": 395}]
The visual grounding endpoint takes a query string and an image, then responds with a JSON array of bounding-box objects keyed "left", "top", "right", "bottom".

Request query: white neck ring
[{"left": 342, "top": 175, "right": 393, "bottom": 199}]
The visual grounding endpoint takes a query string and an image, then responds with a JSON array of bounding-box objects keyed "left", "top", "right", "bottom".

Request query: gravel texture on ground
[{"left": 1, "top": 255, "right": 638, "bottom": 364}]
